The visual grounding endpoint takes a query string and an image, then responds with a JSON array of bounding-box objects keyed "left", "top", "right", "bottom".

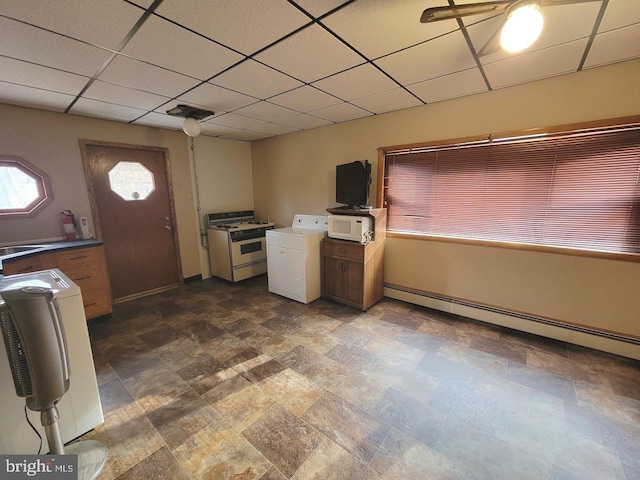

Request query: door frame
[{"left": 78, "top": 139, "right": 183, "bottom": 287}]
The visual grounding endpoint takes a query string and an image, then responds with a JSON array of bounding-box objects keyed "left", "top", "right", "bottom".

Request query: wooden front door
[{"left": 80, "top": 141, "right": 181, "bottom": 302}]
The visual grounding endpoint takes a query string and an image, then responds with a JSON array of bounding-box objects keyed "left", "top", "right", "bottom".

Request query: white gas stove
[{"left": 206, "top": 210, "right": 275, "bottom": 282}]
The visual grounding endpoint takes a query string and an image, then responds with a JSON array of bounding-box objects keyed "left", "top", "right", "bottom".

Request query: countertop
[{"left": 0, "top": 239, "right": 103, "bottom": 274}]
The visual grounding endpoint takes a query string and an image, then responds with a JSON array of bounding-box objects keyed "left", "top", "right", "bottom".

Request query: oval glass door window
[{"left": 108, "top": 161, "right": 155, "bottom": 201}]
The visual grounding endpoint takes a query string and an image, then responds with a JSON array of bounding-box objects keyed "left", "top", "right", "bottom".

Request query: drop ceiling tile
[
  {"left": 291, "top": 0, "right": 352, "bottom": 17},
  {"left": 529, "top": 2, "right": 601, "bottom": 50},
  {"left": 277, "top": 114, "right": 333, "bottom": 130},
  {"left": 207, "top": 113, "right": 266, "bottom": 130},
  {"left": 0, "top": 17, "right": 111, "bottom": 76},
  {"left": 321, "top": 0, "right": 456, "bottom": 59},
  {"left": 599, "top": 0, "right": 640, "bottom": 32},
  {"left": 132, "top": 111, "right": 186, "bottom": 129},
  {"left": 177, "top": 83, "right": 257, "bottom": 113},
  {"left": 98, "top": 55, "right": 200, "bottom": 98},
  {"left": 1, "top": 0, "right": 142, "bottom": 50},
  {"left": 351, "top": 88, "right": 423, "bottom": 114},
  {"left": 375, "top": 32, "right": 476, "bottom": 85},
  {"left": 0, "top": 81, "right": 75, "bottom": 112},
  {"left": 211, "top": 60, "right": 303, "bottom": 99},
  {"left": 310, "top": 102, "right": 372, "bottom": 122},
  {"left": 70, "top": 98, "right": 147, "bottom": 123},
  {"left": 312, "top": 63, "right": 399, "bottom": 101},
  {"left": 83, "top": 80, "right": 171, "bottom": 111},
  {"left": 407, "top": 68, "right": 488, "bottom": 103},
  {"left": 269, "top": 86, "right": 342, "bottom": 113},
  {"left": 484, "top": 39, "right": 589, "bottom": 89},
  {"left": 233, "top": 101, "right": 299, "bottom": 121},
  {"left": 0, "top": 57, "right": 88, "bottom": 95},
  {"left": 374, "top": 31, "right": 477, "bottom": 86},
  {"left": 199, "top": 123, "right": 242, "bottom": 137},
  {"left": 584, "top": 23, "right": 640, "bottom": 68},
  {"left": 122, "top": 15, "right": 243, "bottom": 81},
  {"left": 155, "top": 0, "right": 310, "bottom": 55},
  {"left": 251, "top": 123, "right": 302, "bottom": 136},
  {"left": 254, "top": 24, "right": 365, "bottom": 83},
  {"left": 221, "top": 130, "right": 273, "bottom": 142}
]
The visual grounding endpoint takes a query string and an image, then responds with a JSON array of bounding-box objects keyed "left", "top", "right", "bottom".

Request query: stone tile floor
[{"left": 78, "top": 275, "right": 640, "bottom": 479}]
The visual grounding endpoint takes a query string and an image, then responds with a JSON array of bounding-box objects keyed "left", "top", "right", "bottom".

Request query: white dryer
[{"left": 266, "top": 214, "right": 329, "bottom": 304}]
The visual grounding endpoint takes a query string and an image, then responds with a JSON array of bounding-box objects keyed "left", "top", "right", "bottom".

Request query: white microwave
[{"left": 328, "top": 215, "right": 372, "bottom": 244}]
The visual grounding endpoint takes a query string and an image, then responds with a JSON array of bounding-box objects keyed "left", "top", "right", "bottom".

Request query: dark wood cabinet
[{"left": 322, "top": 208, "right": 386, "bottom": 311}]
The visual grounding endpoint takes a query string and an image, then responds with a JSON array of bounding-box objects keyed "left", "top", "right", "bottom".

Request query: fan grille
[{"left": 0, "top": 309, "right": 33, "bottom": 397}]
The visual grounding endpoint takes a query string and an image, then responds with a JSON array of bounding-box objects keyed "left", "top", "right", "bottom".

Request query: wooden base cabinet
[
  {"left": 2, "top": 245, "right": 113, "bottom": 320},
  {"left": 322, "top": 237, "right": 384, "bottom": 311}
]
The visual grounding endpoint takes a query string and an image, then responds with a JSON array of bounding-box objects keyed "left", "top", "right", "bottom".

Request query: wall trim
[{"left": 384, "top": 283, "right": 640, "bottom": 360}]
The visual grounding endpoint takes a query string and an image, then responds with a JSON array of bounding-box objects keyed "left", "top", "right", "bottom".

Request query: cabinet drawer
[
  {"left": 60, "top": 262, "right": 103, "bottom": 285},
  {"left": 323, "top": 240, "right": 363, "bottom": 261},
  {"left": 2, "top": 256, "right": 43, "bottom": 275},
  {"left": 55, "top": 248, "right": 100, "bottom": 269},
  {"left": 3, "top": 252, "right": 57, "bottom": 275},
  {"left": 81, "top": 289, "right": 111, "bottom": 319}
]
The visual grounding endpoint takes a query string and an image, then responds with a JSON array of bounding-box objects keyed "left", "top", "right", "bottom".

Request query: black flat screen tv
[{"left": 335, "top": 160, "right": 371, "bottom": 208}]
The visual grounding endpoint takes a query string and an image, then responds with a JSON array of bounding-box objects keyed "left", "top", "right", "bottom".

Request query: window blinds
[{"left": 384, "top": 125, "right": 640, "bottom": 254}]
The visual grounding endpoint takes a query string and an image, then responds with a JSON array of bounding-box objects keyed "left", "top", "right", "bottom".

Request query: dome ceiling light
[{"left": 166, "top": 104, "right": 215, "bottom": 137}]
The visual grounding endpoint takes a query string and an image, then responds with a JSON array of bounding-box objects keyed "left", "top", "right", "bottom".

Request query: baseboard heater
[{"left": 385, "top": 283, "right": 640, "bottom": 347}]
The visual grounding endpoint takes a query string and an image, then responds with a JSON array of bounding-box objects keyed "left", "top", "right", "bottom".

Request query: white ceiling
[{"left": 0, "top": 0, "right": 638, "bottom": 142}]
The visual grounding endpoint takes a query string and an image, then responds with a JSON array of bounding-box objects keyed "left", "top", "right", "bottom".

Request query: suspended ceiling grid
[{"left": 0, "top": 0, "right": 638, "bottom": 142}]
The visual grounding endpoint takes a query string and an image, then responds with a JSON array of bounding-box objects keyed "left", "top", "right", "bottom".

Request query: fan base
[{"left": 66, "top": 440, "right": 108, "bottom": 480}]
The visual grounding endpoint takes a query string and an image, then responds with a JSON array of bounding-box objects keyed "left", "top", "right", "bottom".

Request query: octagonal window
[
  {"left": 108, "top": 161, "right": 155, "bottom": 201},
  {"left": 0, "top": 157, "right": 52, "bottom": 219}
]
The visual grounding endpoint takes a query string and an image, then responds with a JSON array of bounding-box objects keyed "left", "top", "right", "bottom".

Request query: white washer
[{"left": 266, "top": 214, "right": 329, "bottom": 304}]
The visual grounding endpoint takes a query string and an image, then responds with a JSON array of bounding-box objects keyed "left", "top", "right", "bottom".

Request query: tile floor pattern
[{"left": 77, "top": 276, "right": 640, "bottom": 479}]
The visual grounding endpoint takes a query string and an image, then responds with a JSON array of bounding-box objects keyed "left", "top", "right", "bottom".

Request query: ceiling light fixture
[
  {"left": 166, "top": 104, "right": 214, "bottom": 137},
  {"left": 500, "top": 2, "right": 544, "bottom": 53},
  {"left": 182, "top": 117, "right": 201, "bottom": 137}
]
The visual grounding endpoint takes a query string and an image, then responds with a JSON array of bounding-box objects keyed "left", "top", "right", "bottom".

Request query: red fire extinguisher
[{"left": 61, "top": 210, "right": 77, "bottom": 241}]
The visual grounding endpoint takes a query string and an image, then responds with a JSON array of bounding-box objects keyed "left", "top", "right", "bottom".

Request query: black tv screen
[{"left": 335, "top": 160, "right": 371, "bottom": 208}]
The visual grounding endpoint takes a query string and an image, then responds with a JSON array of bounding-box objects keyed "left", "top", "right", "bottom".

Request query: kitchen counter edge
[{"left": 0, "top": 239, "right": 104, "bottom": 274}]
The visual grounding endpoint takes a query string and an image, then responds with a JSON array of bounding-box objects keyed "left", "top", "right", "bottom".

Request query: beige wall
[
  {"left": 251, "top": 59, "right": 640, "bottom": 341},
  {"left": 0, "top": 104, "right": 202, "bottom": 277},
  {"left": 191, "top": 135, "right": 253, "bottom": 278}
]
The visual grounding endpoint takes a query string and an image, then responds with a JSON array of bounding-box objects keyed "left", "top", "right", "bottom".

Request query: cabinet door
[
  {"left": 345, "top": 260, "right": 364, "bottom": 304},
  {"left": 324, "top": 256, "right": 347, "bottom": 299}
]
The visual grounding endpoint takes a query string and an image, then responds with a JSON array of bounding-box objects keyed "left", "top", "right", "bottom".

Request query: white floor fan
[{"left": 0, "top": 286, "right": 107, "bottom": 480}]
